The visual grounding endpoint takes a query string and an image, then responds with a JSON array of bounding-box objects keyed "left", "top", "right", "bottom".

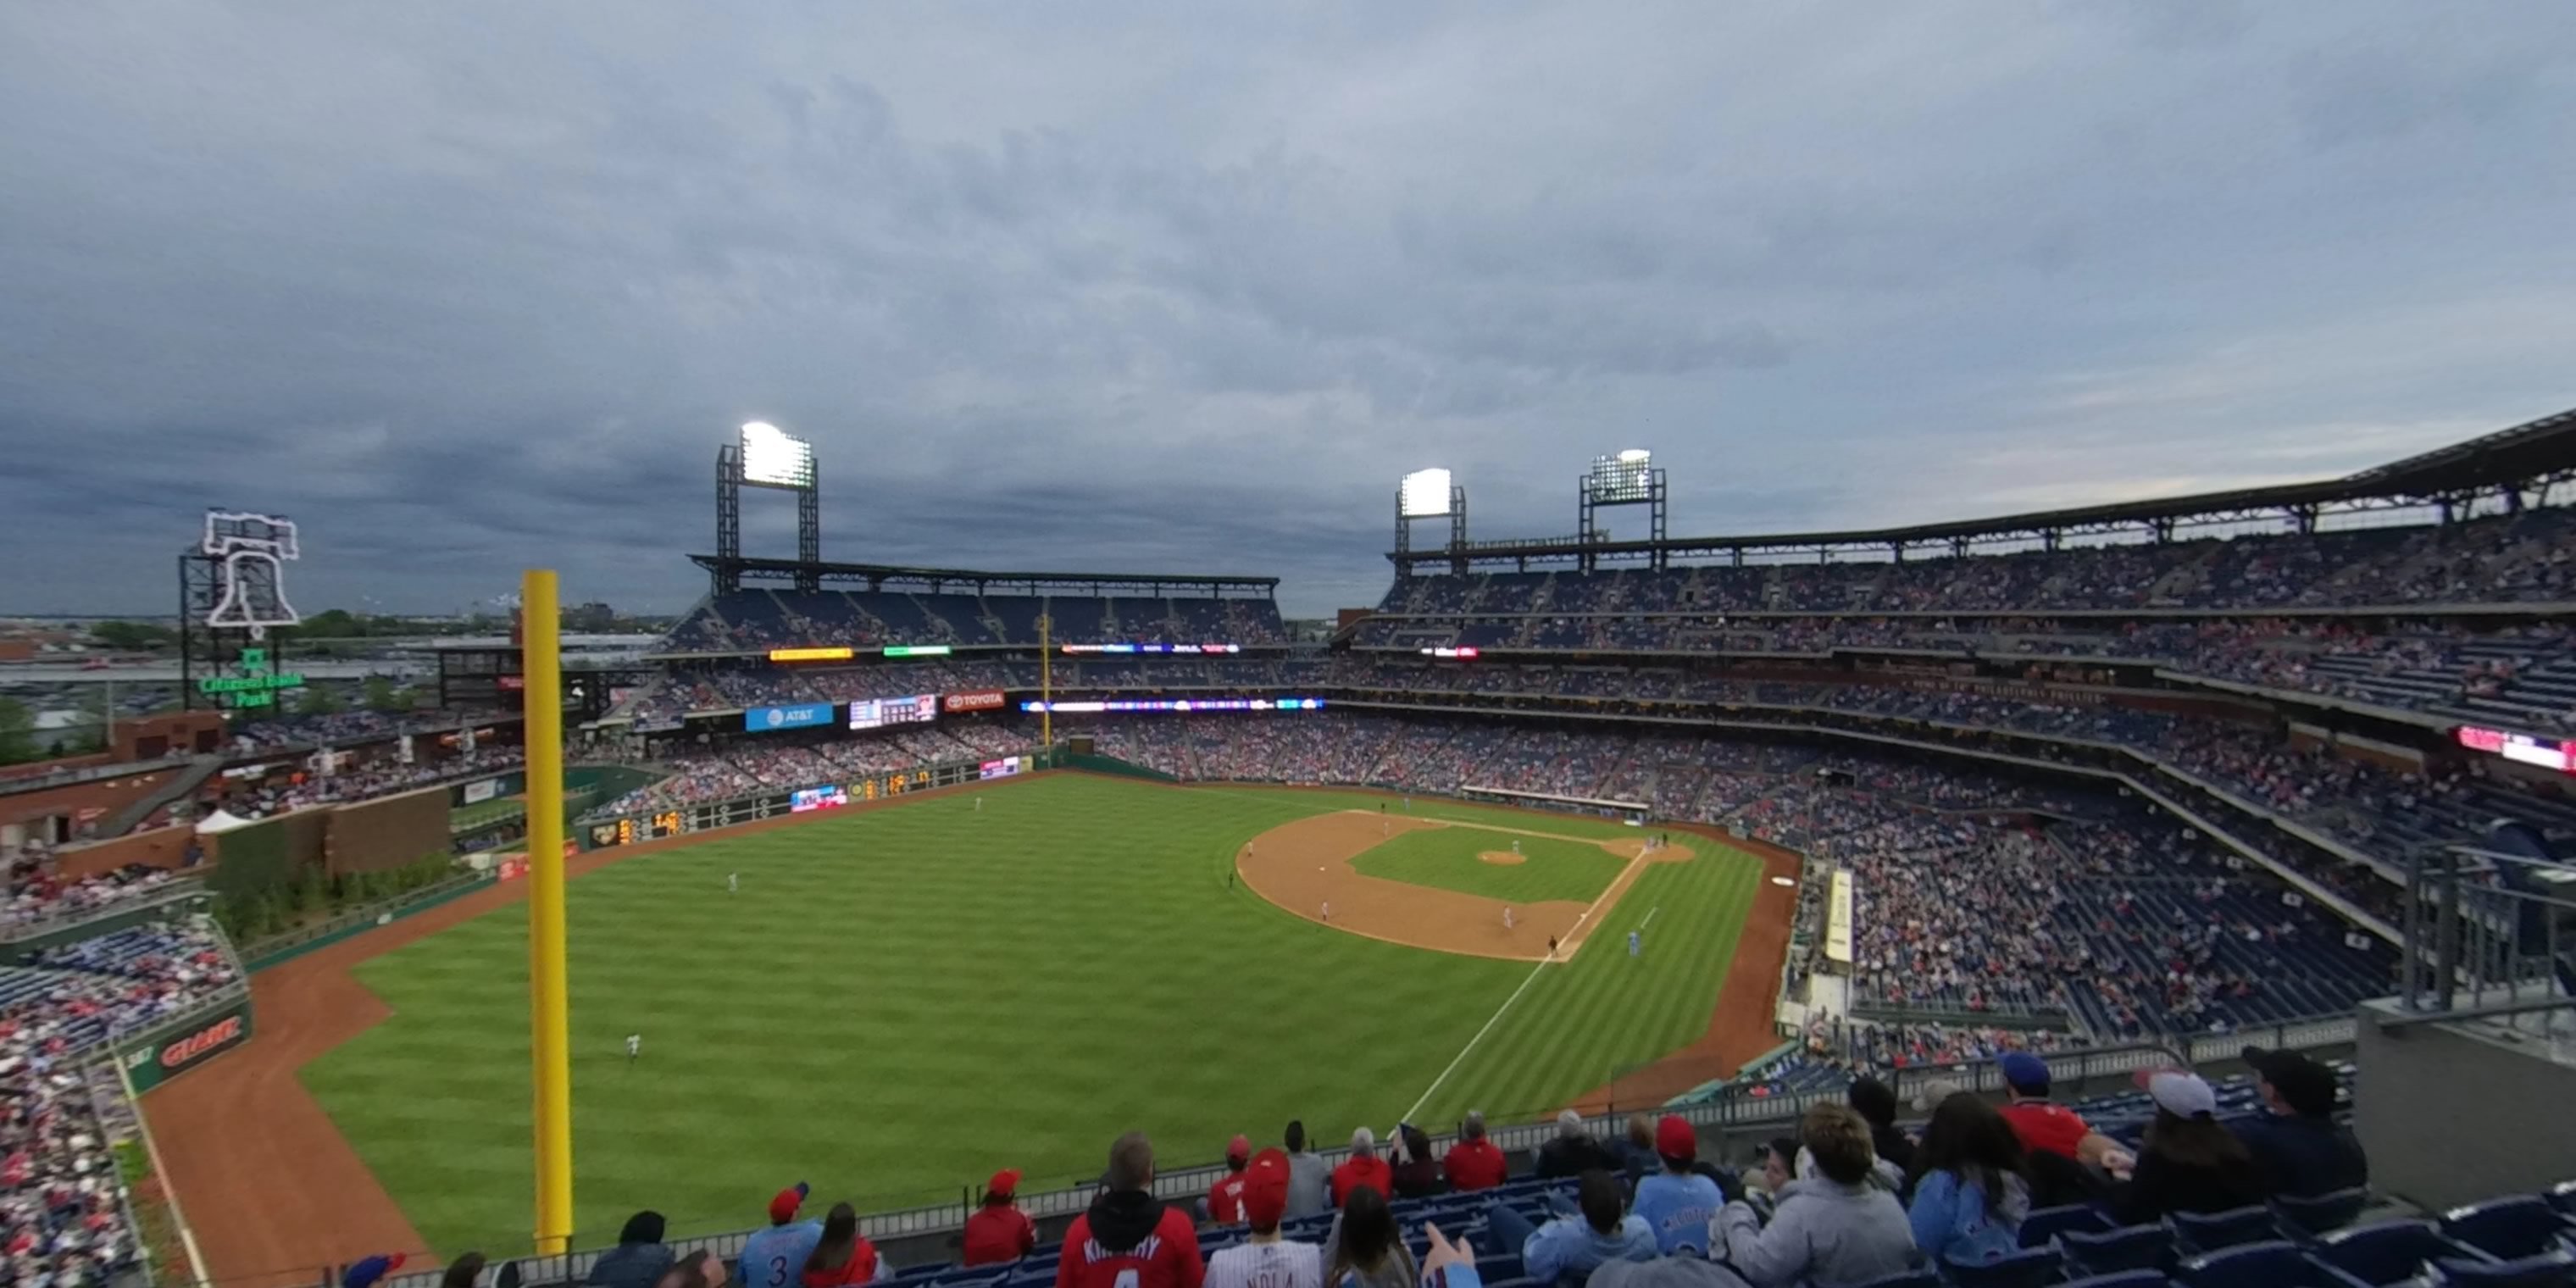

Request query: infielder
[
  {"left": 625, "top": 1033, "right": 641, "bottom": 1062},
  {"left": 1512, "top": 840, "right": 1521, "bottom": 856},
  {"left": 1503, "top": 907, "right": 1515, "bottom": 931},
  {"left": 1320, "top": 901, "right": 1331, "bottom": 924}
]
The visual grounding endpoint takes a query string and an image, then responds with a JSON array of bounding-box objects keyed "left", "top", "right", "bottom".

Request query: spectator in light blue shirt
[
  {"left": 1630, "top": 1117, "right": 1725, "bottom": 1255},
  {"left": 740, "top": 1185, "right": 823, "bottom": 1288},
  {"left": 1906, "top": 1094, "right": 2030, "bottom": 1268},
  {"left": 1482, "top": 1170, "right": 1657, "bottom": 1286}
]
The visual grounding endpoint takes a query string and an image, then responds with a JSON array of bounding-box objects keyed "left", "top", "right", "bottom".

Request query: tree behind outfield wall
[{"left": 0, "top": 698, "right": 36, "bottom": 766}]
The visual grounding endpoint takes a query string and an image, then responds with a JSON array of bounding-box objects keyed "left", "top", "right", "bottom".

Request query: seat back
[
  {"left": 1849, "top": 1271, "right": 1940, "bottom": 1288},
  {"left": 1946, "top": 1246, "right": 2067, "bottom": 1288},
  {"left": 2061, "top": 1274, "right": 2169, "bottom": 1288},
  {"left": 2279, "top": 1190, "right": 2371, "bottom": 1239},
  {"left": 2178, "top": 1208, "right": 2282, "bottom": 1254},
  {"left": 2063, "top": 1224, "right": 2178, "bottom": 1275},
  {"left": 2314, "top": 1221, "right": 2482, "bottom": 1287},
  {"left": 2178, "top": 1241, "right": 2312, "bottom": 1288},
  {"left": 2444, "top": 1197, "right": 2568, "bottom": 1261},
  {"left": 2433, "top": 1251, "right": 2576, "bottom": 1288},
  {"left": 2025, "top": 1205, "right": 2113, "bottom": 1248}
]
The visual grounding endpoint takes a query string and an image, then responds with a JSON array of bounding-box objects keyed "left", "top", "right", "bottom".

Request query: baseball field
[{"left": 148, "top": 771, "right": 1794, "bottom": 1274}]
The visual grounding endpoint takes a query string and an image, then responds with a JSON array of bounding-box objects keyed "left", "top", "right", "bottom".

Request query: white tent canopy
[{"left": 192, "top": 809, "right": 255, "bottom": 835}]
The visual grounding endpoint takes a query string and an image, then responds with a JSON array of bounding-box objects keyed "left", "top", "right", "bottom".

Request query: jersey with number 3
[{"left": 741, "top": 1221, "right": 824, "bottom": 1288}]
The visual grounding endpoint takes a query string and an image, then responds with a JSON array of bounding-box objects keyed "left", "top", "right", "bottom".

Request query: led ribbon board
[{"left": 1019, "top": 697, "right": 1326, "bottom": 713}]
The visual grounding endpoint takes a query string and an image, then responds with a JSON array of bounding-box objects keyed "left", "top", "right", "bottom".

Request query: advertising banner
[
  {"left": 978, "top": 756, "right": 1023, "bottom": 780},
  {"left": 944, "top": 690, "right": 1007, "bottom": 713},
  {"left": 744, "top": 702, "right": 836, "bottom": 733},
  {"left": 789, "top": 785, "right": 850, "bottom": 812},
  {"left": 462, "top": 778, "right": 501, "bottom": 804},
  {"left": 849, "top": 695, "right": 937, "bottom": 730},
  {"left": 121, "top": 999, "right": 254, "bottom": 1093}
]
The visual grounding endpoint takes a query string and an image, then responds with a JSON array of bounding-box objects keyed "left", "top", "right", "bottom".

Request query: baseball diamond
[{"left": 145, "top": 771, "right": 1784, "bottom": 1269}]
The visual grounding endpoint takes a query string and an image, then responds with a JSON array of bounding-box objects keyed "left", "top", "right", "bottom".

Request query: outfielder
[
  {"left": 625, "top": 1033, "right": 641, "bottom": 1062},
  {"left": 728, "top": 872, "right": 738, "bottom": 894},
  {"left": 1628, "top": 930, "right": 1642, "bottom": 958}
]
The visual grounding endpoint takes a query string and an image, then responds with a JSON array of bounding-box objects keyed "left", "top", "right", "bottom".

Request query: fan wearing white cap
[{"left": 2112, "top": 1069, "right": 2269, "bottom": 1224}]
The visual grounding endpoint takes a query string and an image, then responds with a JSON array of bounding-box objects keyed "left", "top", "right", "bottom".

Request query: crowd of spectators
[
  {"left": 655, "top": 589, "right": 1291, "bottom": 655},
  {"left": 0, "top": 861, "right": 186, "bottom": 930},
  {"left": 590, "top": 724, "right": 1030, "bottom": 817},
  {"left": 205, "top": 744, "right": 526, "bottom": 820},
  {"left": 1380, "top": 506, "right": 2576, "bottom": 618}
]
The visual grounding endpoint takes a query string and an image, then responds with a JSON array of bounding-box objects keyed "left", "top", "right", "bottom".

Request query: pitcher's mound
[{"left": 1478, "top": 851, "right": 1527, "bottom": 865}]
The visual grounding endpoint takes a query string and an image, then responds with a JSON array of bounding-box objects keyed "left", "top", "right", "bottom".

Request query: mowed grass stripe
[{"left": 301, "top": 775, "right": 1763, "bottom": 1259}]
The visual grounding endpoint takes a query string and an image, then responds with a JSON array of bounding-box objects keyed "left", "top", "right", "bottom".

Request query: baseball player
[
  {"left": 1503, "top": 907, "right": 1515, "bottom": 932},
  {"left": 1513, "top": 840, "right": 1521, "bottom": 856},
  {"left": 1547, "top": 935, "right": 1559, "bottom": 957},
  {"left": 728, "top": 872, "right": 739, "bottom": 893},
  {"left": 1628, "top": 930, "right": 1642, "bottom": 958},
  {"left": 1320, "top": 901, "right": 1331, "bottom": 924},
  {"left": 975, "top": 797, "right": 984, "bottom": 812},
  {"left": 625, "top": 1033, "right": 641, "bottom": 1062}
]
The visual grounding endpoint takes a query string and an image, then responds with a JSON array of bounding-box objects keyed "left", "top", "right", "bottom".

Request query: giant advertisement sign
[
  {"left": 849, "top": 694, "right": 937, "bottom": 730},
  {"left": 944, "top": 690, "right": 1007, "bottom": 713},
  {"left": 745, "top": 702, "right": 837, "bottom": 733},
  {"left": 120, "top": 999, "right": 255, "bottom": 1092},
  {"left": 2456, "top": 725, "right": 2576, "bottom": 774}
]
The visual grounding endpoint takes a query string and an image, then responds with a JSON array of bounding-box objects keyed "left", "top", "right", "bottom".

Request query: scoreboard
[{"left": 849, "top": 693, "right": 937, "bottom": 731}]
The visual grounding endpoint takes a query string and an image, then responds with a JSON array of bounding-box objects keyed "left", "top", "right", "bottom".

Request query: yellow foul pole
[
  {"left": 1039, "top": 613, "right": 1053, "bottom": 747},
  {"left": 521, "top": 570, "right": 575, "bottom": 1253}
]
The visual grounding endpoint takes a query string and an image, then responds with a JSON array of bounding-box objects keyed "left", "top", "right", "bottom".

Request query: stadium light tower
[
  {"left": 715, "top": 420, "right": 822, "bottom": 593},
  {"left": 1395, "top": 468, "right": 1468, "bottom": 579},
  {"left": 1579, "top": 448, "right": 1667, "bottom": 572}
]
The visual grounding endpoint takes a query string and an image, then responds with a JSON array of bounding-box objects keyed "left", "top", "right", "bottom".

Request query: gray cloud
[{"left": 2, "top": 2, "right": 2571, "bottom": 619}]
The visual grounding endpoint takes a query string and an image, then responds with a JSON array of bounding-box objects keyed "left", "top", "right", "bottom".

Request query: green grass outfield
[
  {"left": 1347, "top": 826, "right": 1629, "bottom": 903},
  {"left": 301, "top": 774, "right": 1764, "bottom": 1257}
]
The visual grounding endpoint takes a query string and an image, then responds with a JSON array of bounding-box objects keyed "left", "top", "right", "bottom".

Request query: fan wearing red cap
[
  {"left": 1630, "top": 1116, "right": 1724, "bottom": 1254},
  {"left": 962, "top": 1169, "right": 1036, "bottom": 1267},
  {"left": 1208, "top": 1135, "right": 1252, "bottom": 1224},
  {"left": 738, "top": 1183, "right": 822, "bottom": 1288},
  {"left": 1205, "top": 1149, "right": 1319, "bottom": 1288}
]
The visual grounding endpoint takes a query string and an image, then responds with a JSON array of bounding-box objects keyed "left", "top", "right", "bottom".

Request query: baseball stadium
[{"left": 5, "top": 409, "right": 2576, "bottom": 1288}]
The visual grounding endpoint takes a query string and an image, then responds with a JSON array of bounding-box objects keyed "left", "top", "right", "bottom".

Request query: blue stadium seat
[
  {"left": 2432, "top": 1252, "right": 2576, "bottom": 1288},
  {"left": 2277, "top": 1190, "right": 2371, "bottom": 1240},
  {"left": 2178, "top": 1208, "right": 2284, "bottom": 1255},
  {"left": 2311, "top": 1220, "right": 2490, "bottom": 1286},
  {"left": 2175, "top": 1242, "right": 2367, "bottom": 1288},
  {"left": 1849, "top": 1270, "right": 1940, "bottom": 1288},
  {"left": 2549, "top": 1183, "right": 2576, "bottom": 1218},
  {"left": 1944, "top": 1245, "right": 2065, "bottom": 1288},
  {"left": 2024, "top": 1206, "right": 2113, "bottom": 1247},
  {"left": 2443, "top": 1197, "right": 2571, "bottom": 1261},
  {"left": 2059, "top": 1274, "right": 2170, "bottom": 1288},
  {"left": 2062, "top": 1225, "right": 2176, "bottom": 1276}
]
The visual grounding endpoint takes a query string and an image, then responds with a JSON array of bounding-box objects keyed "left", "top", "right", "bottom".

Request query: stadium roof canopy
[
  {"left": 1391, "top": 404, "right": 2576, "bottom": 571},
  {"left": 689, "top": 554, "right": 1278, "bottom": 597}
]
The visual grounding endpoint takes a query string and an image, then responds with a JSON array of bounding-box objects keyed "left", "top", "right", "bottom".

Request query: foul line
[
  {"left": 1400, "top": 954, "right": 1555, "bottom": 1124},
  {"left": 1637, "top": 906, "right": 1660, "bottom": 930}
]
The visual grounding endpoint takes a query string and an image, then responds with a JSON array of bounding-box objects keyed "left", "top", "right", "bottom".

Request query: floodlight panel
[
  {"left": 740, "top": 420, "right": 815, "bottom": 489},
  {"left": 1401, "top": 468, "right": 1454, "bottom": 518},
  {"left": 1588, "top": 451, "right": 1655, "bottom": 502}
]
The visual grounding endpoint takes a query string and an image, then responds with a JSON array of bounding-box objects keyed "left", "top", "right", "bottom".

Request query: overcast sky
[{"left": 4, "top": 3, "right": 2573, "bottom": 619}]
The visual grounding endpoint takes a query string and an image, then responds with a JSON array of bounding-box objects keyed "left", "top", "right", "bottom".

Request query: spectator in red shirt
[
  {"left": 1058, "top": 1132, "right": 1206, "bottom": 1288},
  {"left": 1331, "top": 1128, "right": 1394, "bottom": 1208},
  {"left": 801, "top": 1203, "right": 889, "bottom": 1286},
  {"left": 1208, "top": 1135, "right": 1252, "bottom": 1224},
  {"left": 962, "top": 1170, "right": 1035, "bottom": 1267},
  {"left": 1443, "top": 1112, "right": 1508, "bottom": 1193},
  {"left": 1994, "top": 1053, "right": 2124, "bottom": 1172}
]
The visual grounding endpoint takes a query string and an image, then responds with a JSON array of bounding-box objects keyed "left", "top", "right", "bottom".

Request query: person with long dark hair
[
  {"left": 801, "top": 1203, "right": 890, "bottom": 1286},
  {"left": 1907, "top": 1093, "right": 2031, "bottom": 1266},
  {"left": 2114, "top": 1070, "right": 2267, "bottom": 1222},
  {"left": 1322, "top": 1184, "right": 1418, "bottom": 1288}
]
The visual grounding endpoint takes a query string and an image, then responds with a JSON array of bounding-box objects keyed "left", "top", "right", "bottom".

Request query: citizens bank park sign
[
  {"left": 943, "top": 690, "right": 1006, "bottom": 713},
  {"left": 120, "top": 1000, "right": 254, "bottom": 1091}
]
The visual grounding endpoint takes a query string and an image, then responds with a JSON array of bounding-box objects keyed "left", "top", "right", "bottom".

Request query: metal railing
[
  {"left": 0, "top": 880, "right": 212, "bottom": 946},
  {"left": 2389, "top": 842, "right": 2576, "bottom": 1031},
  {"left": 364, "top": 1014, "right": 2356, "bottom": 1288}
]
